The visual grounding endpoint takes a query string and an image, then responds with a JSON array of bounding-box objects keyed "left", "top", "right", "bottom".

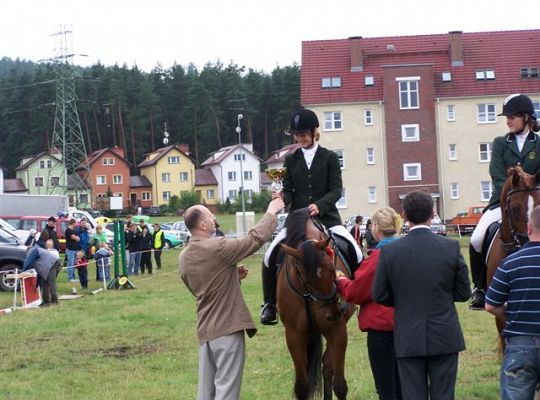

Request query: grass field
[{"left": 0, "top": 227, "right": 502, "bottom": 399}]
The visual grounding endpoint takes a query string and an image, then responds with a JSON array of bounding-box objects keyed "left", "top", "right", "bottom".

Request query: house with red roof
[
  {"left": 195, "top": 169, "right": 219, "bottom": 211},
  {"left": 301, "top": 29, "right": 540, "bottom": 220}
]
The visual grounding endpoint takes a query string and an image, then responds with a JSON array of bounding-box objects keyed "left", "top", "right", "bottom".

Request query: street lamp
[{"left": 236, "top": 114, "right": 246, "bottom": 234}]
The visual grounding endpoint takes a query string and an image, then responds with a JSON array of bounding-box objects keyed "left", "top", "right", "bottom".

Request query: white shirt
[
  {"left": 301, "top": 144, "right": 319, "bottom": 170},
  {"left": 515, "top": 130, "right": 529, "bottom": 152}
]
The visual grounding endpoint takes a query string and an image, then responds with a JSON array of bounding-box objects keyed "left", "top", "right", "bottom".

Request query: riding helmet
[
  {"left": 499, "top": 94, "right": 536, "bottom": 117},
  {"left": 286, "top": 108, "right": 319, "bottom": 135}
]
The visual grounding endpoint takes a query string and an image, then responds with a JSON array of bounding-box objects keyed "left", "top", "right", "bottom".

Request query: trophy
[{"left": 266, "top": 167, "right": 287, "bottom": 193}]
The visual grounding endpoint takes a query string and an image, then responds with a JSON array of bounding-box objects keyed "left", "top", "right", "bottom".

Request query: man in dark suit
[{"left": 372, "top": 190, "right": 471, "bottom": 400}]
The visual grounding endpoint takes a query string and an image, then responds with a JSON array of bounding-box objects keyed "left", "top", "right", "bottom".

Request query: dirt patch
[{"left": 99, "top": 345, "right": 162, "bottom": 358}]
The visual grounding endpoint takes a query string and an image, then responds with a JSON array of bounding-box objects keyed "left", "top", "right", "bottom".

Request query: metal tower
[{"left": 47, "top": 25, "right": 89, "bottom": 203}]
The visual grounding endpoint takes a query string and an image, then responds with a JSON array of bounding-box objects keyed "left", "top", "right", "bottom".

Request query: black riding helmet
[
  {"left": 285, "top": 108, "right": 319, "bottom": 136},
  {"left": 499, "top": 94, "right": 536, "bottom": 118}
]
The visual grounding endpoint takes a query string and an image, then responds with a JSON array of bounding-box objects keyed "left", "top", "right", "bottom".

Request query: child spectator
[
  {"left": 94, "top": 242, "right": 113, "bottom": 282},
  {"left": 75, "top": 250, "right": 88, "bottom": 289}
]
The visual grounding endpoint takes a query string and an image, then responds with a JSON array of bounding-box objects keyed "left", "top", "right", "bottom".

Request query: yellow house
[
  {"left": 138, "top": 145, "right": 195, "bottom": 206},
  {"left": 195, "top": 169, "right": 219, "bottom": 211}
]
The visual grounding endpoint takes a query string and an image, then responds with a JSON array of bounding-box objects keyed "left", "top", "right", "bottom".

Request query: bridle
[{"left": 503, "top": 186, "right": 540, "bottom": 250}]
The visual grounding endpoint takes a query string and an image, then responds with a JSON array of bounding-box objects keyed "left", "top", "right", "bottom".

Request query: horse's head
[{"left": 500, "top": 166, "right": 540, "bottom": 247}]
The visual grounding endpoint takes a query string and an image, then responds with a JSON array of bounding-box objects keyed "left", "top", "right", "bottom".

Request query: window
[
  {"left": 481, "top": 181, "right": 492, "bottom": 201},
  {"left": 323, "top": 111, "right": 343, "bottom": 131},
  {"left": 368, "top": 186, "right": 377, "bottom": 203},
  {"left": 442, "top": 72, "right": 452, "bottom": 82},
  {"left": 244, "top": 171, "right": 253, "bottom": 181},
  {"left": 403, "top": 163, "right": 422, "bottom": 181},
  {"left": 162, "top": 191, "right": 171, "bottom": 201},
  {"left": 321, "top": 76, "right": 341, "bottom": 88},
  {"left": 333, "top": 150, "right": 345, "bottom": 169},
  {"left": 479, "top": 143, "right": 492, "bottom": 162},
  {"left": 206, "top": 189, "right": 215, "bottom": 199},
  {"left": 366, "top": 148, "right": 375, "bottom": 164},
  {"left": 397, "top": 78, "right": 419, "bottom": 109},
  {"left": 228, "top": 171, "right": 236, "bottom": 181},
  {"left": 336, "top": 188, "right": 347, "bottom": 208},
  {"left": 533, "top": 100, "right": 540, "bottom": 119},
  {"left": 50, "top": 176, "right": 60, "bottom": 186},
  {"left": 96, "top": 193, "right": 106, "bottom": 198},
  {"left": 96, "top": 175, "right": 106, "bottom": 185},
  {"left": 450, "top": 183, "right": 459, "bottom": 199},
  {"left": 245, "top": 189, "right": 254, "bottom": 198},
  {"left": 234, "top": 153, "right": 246, "bottom": 161},
  {"left": 228, "top": 190, "right": 237, "bottom": 199},
  {"left": 449, "top": 144, "right": 457, "bottom": 160},
  {"left": 447, "top": 105, "right": 455, "bottom": 121},
  {"left": 179, "top": 172, "right": 188, "bottom": 182},
  {"left": 521, "top": 67, "right": 530, "bottom": 78},
  {"left": 530, "top": 68, "right": 539, "bottom": 78},
  {"left": 401, "top": 124, "right": 419, "bottom": 142},
  {"left": 161, "top": 173, "right": 170, "bottom": 183},
  {"left": 79, "top": 193, "right": 88, "bottom": 203},
  {"left": 476, "top": 69, "right": 495, "bottom": 80},
  {"left": 113, "top": 192, "right": 123, "bottom": 197},
  {"left": 102, "top": 157, "right": 115, "bottom": 166},
  {"left": 364, "top": 109, "right": 373, "bottom": 125},
  {"left": 365, "top": 76, "right": 374, "bottom": 86},
  {"left": 168, "top": 156, "right": 180, "bottom": 164},
  {"left": 142, "top": 192, "right": 151, "bottom": 201},
  {"left": 39, "top": 160, "right": 51, "bottom": 169},
  {"left": 34, "top": 176, "right": 44, "bottom": 187},
  {"left": 477, "top": 104, "right": 497, "bottom": 123},
  {"left": 113, "top": 174, "right": 123, "bottom": 184}
]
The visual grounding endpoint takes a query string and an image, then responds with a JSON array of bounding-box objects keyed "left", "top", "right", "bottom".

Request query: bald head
[
  {"left": 528, "top": 205, "right": 540, "bottom": 240},
  {"left": 184, "top": 204, "right": 216, "bottom": 237}
]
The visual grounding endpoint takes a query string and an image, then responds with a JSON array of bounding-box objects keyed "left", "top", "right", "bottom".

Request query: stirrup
[{"left": 260, "top": 303, "right": 278, "bottom": 325}]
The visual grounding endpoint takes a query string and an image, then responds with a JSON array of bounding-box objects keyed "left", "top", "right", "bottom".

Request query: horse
[
  {"left": 486, "top": 165, "right": 540, "bottom": 351},
  {"left": 277, "top": 209, "right": 355, "bottom": 400}
]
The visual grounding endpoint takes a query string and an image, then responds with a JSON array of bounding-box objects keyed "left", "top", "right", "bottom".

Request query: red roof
[
  {"left": 301, "top": 30, "right": 540, "bottom": 104},
  {"left": 201, "top": 144, "right": 261, "bottom": 166},
  {"left": 195, "top": 169, "right": 218, "bottom": 186},
  {"left": 79, "top": 147, "right": 131, "bottom": 169},
  {"left": 265, "top": 143, "right": 300, "bottom": 164},
  {"left": 138, "top": 145, "right": 192, "bottom": 168},
  {"left": 4, "top": 178, "right": 27, "bottom": 192}
]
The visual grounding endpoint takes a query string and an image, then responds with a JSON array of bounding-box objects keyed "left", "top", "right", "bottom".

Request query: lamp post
[{"left": 236, "top": 114, "right": 246, "bottom": 234}]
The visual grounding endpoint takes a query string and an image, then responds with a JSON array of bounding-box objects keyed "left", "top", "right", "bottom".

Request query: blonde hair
[
  {"left": 370, "top": 207, "right": 402, "bottom": 237},
  {"left": 76, "top": 250, "right": 85, "bottom": 259}
]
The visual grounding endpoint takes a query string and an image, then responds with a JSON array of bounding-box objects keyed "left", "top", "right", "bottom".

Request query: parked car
[
  {"left": 402, "top": 215, "right": 447, "bottom": 236},
  {"left": 170, "top": 221, "right": 191, "bottom": 243},
  {"left": 0, "top": 218, "right": 30, "bottom": 242},
  {"left": 0, "top": 226, "right": 28, "bottom": 291},
  {"left": 144, "top": 206, "right": 161, "bottom": 216},
  {"left": 2, "top": 215, "right": 72, "bottom": 252}
]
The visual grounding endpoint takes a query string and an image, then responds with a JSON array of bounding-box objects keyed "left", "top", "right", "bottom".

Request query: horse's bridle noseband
[{"left": 503, "top": 186, "right": 540, "bottom": 250}]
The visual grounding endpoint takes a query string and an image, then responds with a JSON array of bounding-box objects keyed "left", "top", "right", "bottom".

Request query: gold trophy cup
[{"left": 266, "top": 167, "right": 287, "bottom": 193}]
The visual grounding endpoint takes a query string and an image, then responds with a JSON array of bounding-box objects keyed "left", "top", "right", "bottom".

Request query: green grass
[{"left": 0, "top": 236, "right": 501, "bottom": 399}]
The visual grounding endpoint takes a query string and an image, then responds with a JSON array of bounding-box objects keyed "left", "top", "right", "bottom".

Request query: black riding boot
[
  {"left": 261, "top": 262, "right": 278, "bottom": 325},
  {"left": 469, "top": 244, "right": 486, "bottom": 310}
]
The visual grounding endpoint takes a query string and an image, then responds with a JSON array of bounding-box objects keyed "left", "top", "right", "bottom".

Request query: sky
[{"left": 0, "top": 0, "right": 535, "bottom": 73}]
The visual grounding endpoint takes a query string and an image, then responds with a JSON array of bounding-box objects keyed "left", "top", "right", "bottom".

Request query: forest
[{"left": 0, "top": 56, "right": 300, "bottom": 176}]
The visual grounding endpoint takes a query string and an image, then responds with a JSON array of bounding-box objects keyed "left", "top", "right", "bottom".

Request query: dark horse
[
  {"left": 486, "top": 166, "right": 540, "bottom": 350},
  {"left": 278, "top": 209, "right": 354, "bottom": 400}
]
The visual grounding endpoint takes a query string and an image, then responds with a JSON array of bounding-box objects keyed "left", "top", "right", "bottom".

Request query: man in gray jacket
[
  {"left": 23, "top": 239, "right": 61, "bottom": 306},
  {"left": 179, "top": 197, "right": 284, "bottom": 400}
]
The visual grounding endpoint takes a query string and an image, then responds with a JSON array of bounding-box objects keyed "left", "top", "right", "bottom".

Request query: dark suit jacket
[
  {"left": 372, "top": 228, "right": 471, "bottom": 358},
  {"left": 282, "top": 146, "right": 342, "bottom": 228}
]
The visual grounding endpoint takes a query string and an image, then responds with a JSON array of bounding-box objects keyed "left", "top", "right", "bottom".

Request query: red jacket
[{"left": 336, "top": 248, "right": 394, "bottom": 332}]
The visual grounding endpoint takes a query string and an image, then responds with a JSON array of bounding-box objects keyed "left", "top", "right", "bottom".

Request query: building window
[
  {"left": 102, "top": 157, "right": 115, "bottom": 166},
  {"left": 142, "top": 192, "right": 151, "bottom": 201},
  {"left": 321, "top": 77, "right": 341, "bottom": 88},
  {"left": 368, "top": 186, "right": 377, "bottom": 203},
  {"left": 533, "top": 100, "right": 540, "bottom": 119},
  {"left": 366, "top": 148, "right": 375, "bottom": 164},
  {"left": 206, "top": 189, "right": 215, "bottom": 199},
  {"left": 162, "top": 191, "right": 171, "bottom": 201},
  {"left": 323, "top": 111, "right": 343, "bottom": 131},
  {"left": 79, "top": 193, "right": 88, "bottom": 203},
  {"left": 39, "top": 160, "right": 52, "bottom": 169},
  {"left": 479, "top": 143, "right": 492, "bottom": 162},
  {"left": 113, "top": 192, "right": 123, "bottom": 197},
  {"left": 442, "top": 72, "right": 452, "bottom": 82},
  {"left": 449, "top": 144, "right": 458, "bottom": 160},
  {"left": 50, "top": 176, "right": 60, "bottom": 186},
  {"left": 228, "top": 171, "right": 236, "bottom": 181},
  {"left": 245, "top": 189, "right": 254, "bottom": 198},
  {"left": 365, "top": 76, "right": 374, "bottom": 86},
  {"left": 96, "top": 175, "right": 106, "bottom": 185},
  {"left": 401, "top": 124, "right": 420, "bottom": 142},
  {"left": 450, "top": 183, "right": 459, "bottom": 199},
  {"left": 530, "top": 68, "right": 539, "bottom": 78},
  {"left": 397, "top": 78, "right": 419, "bottom": 109},
  {"left": 34, "top": 176, "right": 44, "bottom": 187},
  {"left": 168, "top": 156, "right": 180, "bottom": 164},
  {"left": 447, "top": 105, "right": 455, "bottom": 121},
  {"left": 228, "top": 190, "right": 237, "bottom": 199},
  {"left": 234, "top": 153, "right": 246, "bottom": 161},
  {"left": 477, "top": 104, "right": 497, "bottom": 123},
  {"left": 403, "top": 163, "right": 422, "bottom": 181},
  {"left": 476, "top": 69, "right": 495, "bottom": 80},
  {"left": 96, "top": 193, "right": 106, "bottom": 198},
  {"left": 244, "top": 171, "right": 253, "bottom": 181},
  {"left": 333, "top": 150, "right": 345, "bottom": 169},
  {"left": 161, "top": 173, "right": 170, "bottom": 183},
  {"left": 179, "top": 172, "right": 188, "bottom": 182},
  {"left": 336, "top": 188, "right": 347, "bottom": 208},
  {"left": 481, "top": 181, "right": 492, "bottom": 201},
  {"left": 113, "top": 174, "right": 123, "bottom": 184},
  {"left": 364, "top": 109, "right": 373, "bottom": 125}
]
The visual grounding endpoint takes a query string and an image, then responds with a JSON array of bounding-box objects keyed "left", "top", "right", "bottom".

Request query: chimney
[
  {"left": 178, "top": 144, "right": 190, "bottom": 155},
  {"left": 110, "top": 146, "right": 125, "bottom": 158},
  {"left": 449, "top": 31, "right": 464, "bottom": 67},
  {"left": 349, "top": 36, "right": 363, "bottom": 72}
]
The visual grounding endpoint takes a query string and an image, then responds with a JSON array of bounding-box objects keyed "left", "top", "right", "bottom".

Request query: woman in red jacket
[{"left": 336, "top": 206, "right": 403, "bottom": 400}]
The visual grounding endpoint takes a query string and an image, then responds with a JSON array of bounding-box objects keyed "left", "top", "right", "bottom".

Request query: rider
[
  {"left": 469, "top": 94, "right": 540, "bottom": 310},
  {"left": 260, "top": 108, "right": 363, "bottom": 325}
]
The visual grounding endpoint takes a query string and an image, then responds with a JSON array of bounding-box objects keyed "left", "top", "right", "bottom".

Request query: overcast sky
[{"left": 0, "top": 0, "right": 534, "bottom": 73}]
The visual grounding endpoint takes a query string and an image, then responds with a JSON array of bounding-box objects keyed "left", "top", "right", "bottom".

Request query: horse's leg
[
  {"left": 285, "top": 327, "right": 309, "bottom": 400},
  {"left": 326, "top": 324, "right": 348, "bottom": 400},
  {"left": 322, "top": 344, "right": 333, "bottom": 400}
]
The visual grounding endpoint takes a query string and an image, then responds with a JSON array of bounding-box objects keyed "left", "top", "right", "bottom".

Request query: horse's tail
[{"left": 306, "top": 330, "right": 322, "bottom": 399}]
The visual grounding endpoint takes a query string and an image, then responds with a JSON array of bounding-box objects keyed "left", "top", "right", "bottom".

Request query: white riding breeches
[{"left": 470, "top": 207, "right": 501, "bottom": 252}]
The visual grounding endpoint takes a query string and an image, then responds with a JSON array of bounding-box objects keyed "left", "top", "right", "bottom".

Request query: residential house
[
  {"left": 262, "top": 143, "right": 301, "bottom": 190},
  {"left": 138, "top": 145, "right": 195, "bottom": 206},
  {"left": 3, "top": 179, "right": 27, "bottom": 193},
  {"left": 15, "top": 152, "right": 64, "bottom": 196},
  {"left": 301, "top": 30, "right": 540, "bottom": 220},
  {"left": 195, "top": 169, "right": 219, "bottom": 211},
  {"left": 129, "top": 176, "right": 153, "bottom": 210},
  {"left": 201, "top": 144, "right": 262, "bottom": 203}
]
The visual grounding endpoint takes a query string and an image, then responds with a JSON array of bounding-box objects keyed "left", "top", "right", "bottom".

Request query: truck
[
  {"left": 450, "top": 206, "right": 484, "bottom": 235},
  {"left": 0, "top": 194, "right": 69, "bottom": 217}
]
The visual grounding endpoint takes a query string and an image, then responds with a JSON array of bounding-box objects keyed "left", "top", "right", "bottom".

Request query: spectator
[
  {"left": 214, "top": 221, "right": 225, "bottom": 237},
  {"left": 364, "top": 219, "right": 379, "bottom": 255},
  {"left": 24, "top": 229, "right": 38, "bottom": 247},
  {"left": 44, "top": 216, "right": 60, "bottom": 250},
  {"left": 94, "top": 242, "right": 113, "bottom": 282},
  {"left": 349, "top": 215, "right": 364, "bottom": 249},
  {"left": 152, "top": 223, "right": 165, "bottom": 270},
  {"left": 23, "top": 239, "right": 61, "bottom": 306},
  {"left": 90, "top": 224, "right": 108, "bottom": 280},
  {"left": 75, "top": 250, "right": 88, "bottom": 290},
  {"left": 126, "top": 223, "right": 141, "bottom": 275},
  {"left": 485, "top": 204, "right": 540, "bottom": 399},
  {"left": 77, "top": 219, "right": 90, "bottom": 256},
  {"left": 64, "top": 218, "right": 80, "bottom": 282},
  {"left": 372, "top": 190, "right": 471, "bottom": 400},
  {"left": 139, "top": 226, "right": 153, "bottom": 274}
]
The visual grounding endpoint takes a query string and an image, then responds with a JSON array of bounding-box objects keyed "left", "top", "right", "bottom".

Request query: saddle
[
  {"left": 330, "top": 233, "right": 358, "bottom": 276},
  {"left": 481, "top": 221, "right": 501, "bottom": 264}
]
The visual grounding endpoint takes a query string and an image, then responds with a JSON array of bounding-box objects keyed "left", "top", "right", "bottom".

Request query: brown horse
[
  {"left": 486, "top": 166, "right": 540, "bottom": 349},
  {"left": 278, "top": 209, "right": 354, "bottom": 400}
]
